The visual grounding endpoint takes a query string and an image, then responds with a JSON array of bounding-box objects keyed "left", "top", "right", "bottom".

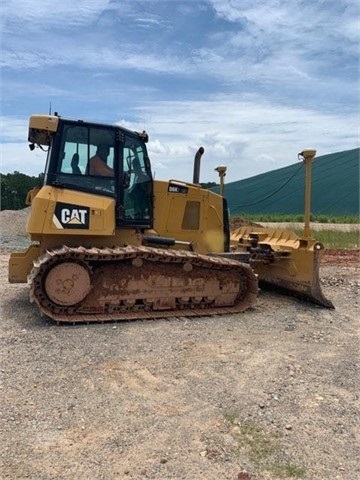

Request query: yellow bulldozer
[{"left": 8, "top": 114, "right": 333, "bottom": 323}]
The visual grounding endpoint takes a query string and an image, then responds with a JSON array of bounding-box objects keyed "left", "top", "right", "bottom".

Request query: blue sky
[{"left": 1, "top": 0, "right": 359, "bottom": 183}]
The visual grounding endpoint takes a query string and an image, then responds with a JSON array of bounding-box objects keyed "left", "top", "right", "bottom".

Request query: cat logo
[{"left": 53, "top": 202, "right": 90, "bottom": 230}]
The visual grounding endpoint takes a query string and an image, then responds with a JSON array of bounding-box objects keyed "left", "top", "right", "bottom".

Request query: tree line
[{"left": 1, "top": 172, "right": 44, "bottom": 211}]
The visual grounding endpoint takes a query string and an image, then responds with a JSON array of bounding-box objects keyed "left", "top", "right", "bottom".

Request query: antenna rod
[
  {"left": 215, "top": 165, "right": 227, "bottom": 196},
  {"left": 299, "top": 149, "right": 317, "bottom": 238}
]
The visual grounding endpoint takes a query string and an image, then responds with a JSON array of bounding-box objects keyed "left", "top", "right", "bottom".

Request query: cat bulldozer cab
[{"left": 8, "top": 114, "right": 333, "bottom": 323}]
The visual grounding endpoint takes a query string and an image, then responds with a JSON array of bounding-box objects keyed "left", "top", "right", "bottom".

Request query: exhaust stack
[{"left": 193, "top": 147, "right": 205, "bottom": 184}]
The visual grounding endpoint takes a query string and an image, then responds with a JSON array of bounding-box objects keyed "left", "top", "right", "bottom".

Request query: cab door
[{"left": 116, "top": 132, "right": 153, "bottom": 229}]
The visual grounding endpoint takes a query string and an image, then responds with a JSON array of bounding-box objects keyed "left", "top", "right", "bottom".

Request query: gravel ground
[{"left": 1, "top": 210, "right": 359, "bottom": 480}]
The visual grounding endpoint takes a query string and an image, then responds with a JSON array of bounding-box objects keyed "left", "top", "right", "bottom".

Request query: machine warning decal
[
  {"left": 53, "top": 202, "right": 90, "bottom": 229},
  {"left": 168, "top": 183, "right": 188, "bottom": 194}
]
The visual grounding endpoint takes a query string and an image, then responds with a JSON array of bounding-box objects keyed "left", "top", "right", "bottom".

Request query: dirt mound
[
  {"left": 323, "top": 248, "right": 359, "bottom": 266},
  {"left": 230, "top": 216, "right": 262, "bottom": 230},
  {"left": 0, "top": 208, "right": 30, "bottom": 237}
]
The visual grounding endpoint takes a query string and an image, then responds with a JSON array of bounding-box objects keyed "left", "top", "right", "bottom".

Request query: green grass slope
[{"left": 214, "top": 148, "right": 359, "bottom": 216}]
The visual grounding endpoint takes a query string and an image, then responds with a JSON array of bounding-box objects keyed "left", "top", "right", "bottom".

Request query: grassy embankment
[
  {"left": 297, "top": 229, "right": 359, "bottom": 249},
  {"left": 231, "top": 214, "right": 359, "bottom": 249}
]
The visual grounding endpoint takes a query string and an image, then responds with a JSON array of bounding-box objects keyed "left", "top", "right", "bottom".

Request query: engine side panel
[{"left": 152, "top": 180, "right": 227, "bottom": 254}]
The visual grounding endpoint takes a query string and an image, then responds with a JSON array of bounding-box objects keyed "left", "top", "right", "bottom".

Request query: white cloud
[
  {"left": 205, "top": 0, "right": 359, "bottom": 84},
  {"left": 137, "top": 96, "right": 359, "bottom": 182},
  {"left": 0, "top": 142, "right": 46, "bottom": 176},
  {"left": 1, "top": 0, "right": 358, "bottom": 186},
  {"left": 2, "top": 95, "right": 356, "bottom": 183},
  {"left": 1, "top": 0, "right": 111, "bottom": 30},
  {"left": 0, "top": 117, "right": 28, "bottom": 142}
]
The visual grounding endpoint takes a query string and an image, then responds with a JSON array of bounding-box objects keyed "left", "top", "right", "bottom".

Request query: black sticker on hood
[{"left": 54, "top": 202, "right": 90, "bottom": 229}]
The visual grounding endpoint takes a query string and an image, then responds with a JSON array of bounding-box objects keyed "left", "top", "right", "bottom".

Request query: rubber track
[{"left": 29, "top": 245, "right": 258, "bottom": 324}]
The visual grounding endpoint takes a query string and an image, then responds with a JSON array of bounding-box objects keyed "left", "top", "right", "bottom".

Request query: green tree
[{"left": 0, "top": 172, "right": 43, "bottom": 211}]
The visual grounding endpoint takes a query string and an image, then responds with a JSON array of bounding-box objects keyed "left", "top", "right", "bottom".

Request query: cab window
[{"left": 56, "top": 123, "right": 116, "bottom": 194}]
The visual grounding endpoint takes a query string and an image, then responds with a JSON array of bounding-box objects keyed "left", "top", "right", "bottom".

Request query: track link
[{"left": 29, "top": 245, "right": 258, "bottom": 323}]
